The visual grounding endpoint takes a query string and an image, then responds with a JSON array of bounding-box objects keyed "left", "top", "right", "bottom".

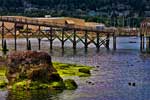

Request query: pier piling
[
  {"left": 1, "top": 22, "right": 4, "bottom": 48},
  {"left": 146, "top": 36, "right": 150, "bottom": 52},
  {"left": 84, "top": 31, "right": 88, "bottom": 51},
  {"left": 61, "top": 29, "right": 65, "bottom": 50},
  {"left": 96, "top": 32, "right": 100, "bottom": 51},
  {"left": 140, "top": 34, "right": 145, "bottom": 52},
  {"left": 14, "top": 23, "right": 17, "bottom": 51},
  {"left": 38, "top": 38, "right": 41, "bottom": 50},
  {"left": 50, "top": 27, "right": 53, "bottom": 50},
  {"left": 113, "top": 33, "right": 116, "bottom": 50},
  {"left": 73, "top": 30, "right": 77, "bottom": 50},
  {"left": 106, "top": 34, "right": 110, "bottom": 50}
]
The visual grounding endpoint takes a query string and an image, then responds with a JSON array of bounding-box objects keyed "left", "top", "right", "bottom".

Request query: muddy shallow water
[{"left": 0, "top": 37, "right": 150, "bottom": 100}]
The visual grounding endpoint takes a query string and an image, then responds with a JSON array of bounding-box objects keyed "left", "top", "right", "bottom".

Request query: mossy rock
[
  {"left": 4, "top": 60, "right": 93, "bottom": 91},
  {"left": 78, "top": 73, "right": 90, "bottom": 77},
  {"left": 53, "top": 62, "right": 92, "bottom": 77},
  {"left": 50, "top": 81, "right": 65, "bottom": 90},
  {"left": 12, "top": 81, "right": 48, "bottom": 90},
  {"left": 49, "top": 72, "right": 63, "bottom": 82},
  {"left": 12, "top": 80, "right": 67, "bottom": 91},
  {"left": 29, "top": 81, "right": 49, "bottom": 90},
  {"left": 52, "top": 62, "right": 60, "bottom": 65},
  {"left": 6, "top": 51, "right": 59, "bottom": 85},
  {"left": 0, "top": 70, "right": 6, "bottom": 76},
  {"left": 58, "top": 64, "right": 70, "bottom": 69},
  {"left": 0, "top": 80, "right": 7, "bottom": 88},
  {"left": 79, "top": 68, "right": 90, "bottom": 74},
  {"left": 39, "top": 84, "right": 49, "bottom": 89},
  {"left": 62, "top": 70, "right": 76, "bottom": 75},
  {"left": 12, "top": 81, "right": 28, "bottom": 90},
  {"left": 64, "top": 79, "right": 77, "bottom": 90}
]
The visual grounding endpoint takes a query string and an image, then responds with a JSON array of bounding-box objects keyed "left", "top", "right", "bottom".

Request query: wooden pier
[
  {"left": 0, "top": 16, "right": 149, "bottom": 53},
  {"left": 0, "top": 16, "right": 115, "bottom": 52}
]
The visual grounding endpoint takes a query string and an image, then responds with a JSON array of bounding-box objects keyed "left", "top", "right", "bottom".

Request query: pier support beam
[
  {"left": 142, "top": 35, "right": 145, "bottom": 50},
  {"left": 1, "top": 22, "right": 4, "bottom": 48},
  {"left": 96, "top": 32, "right": 100, "bottom": 51},
  {"left": 27, "top": 40, "right": 31, "bottom": 50},
  {"left": 50, "top": 27, "right": 53, "bottom": 50},
  {"left": 26, "top": 24, "right": 29, "bottom": 50},
  {"left": 61, "top": 29, "right": 65, "bottom": 50},
  {"left": 38, "top": 26, "right": 41, "bottom": 50},
  {"left": 84, "top": 31, "right": 88, "bottom": 51},
  {"left": 38, "top": 38, "right": 41, "bottom": 50},
  {"left": 106, "top": 34, "right": 110, "bottom": 50},
  {"left": 140, "top": 34, "right": 145, "bottom": 52},
  {"left": 14, "top": 23, "right": 17, "bottom": 51},
  {"left": 148, "top": 36, "right": 150, "bottom": 49},
  {"left": 146, "top": 36, "right": 150, "bottom": 52},
  {"left": 73, "top": 30, "right": 76, "bottom": 50},
  {"left": 113, "top": 33, "right": 116, "bottom": 50}
]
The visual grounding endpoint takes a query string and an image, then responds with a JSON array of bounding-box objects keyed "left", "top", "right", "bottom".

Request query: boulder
[{"left": 6, "top": 51, "right": 62, "bottom": 85}]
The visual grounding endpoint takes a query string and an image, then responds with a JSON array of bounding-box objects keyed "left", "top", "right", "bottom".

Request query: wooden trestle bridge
[{"left": 0, "top": 16, "right": 149, "bottom": 52}]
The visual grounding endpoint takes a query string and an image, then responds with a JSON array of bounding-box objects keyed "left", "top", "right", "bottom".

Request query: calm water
[{"left": 0, "top": 37, "right": 150, "bottom": 100}]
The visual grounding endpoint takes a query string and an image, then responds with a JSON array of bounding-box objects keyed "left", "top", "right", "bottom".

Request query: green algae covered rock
[
  {"left": 79, "top": 68, "right": 90, "bottom": 74},
  {"left": 12, "top": 80, "right": 52, "bottom": 90},
  {"left": 64, "top": 79, "right": 77, "bottom": 90},
  {"left": 50, "top": 81, "right": 65, "bottom": 90},
  {"left": 0, "top": 51, "right": 94, "bottom": 91},
  {"left": 12, "top": 80, "right": 28, "bottom": 90},
  {"left": 53, "top": 62, "right": 92, "bottom": 77},
  {"left": 3, "top": 51, "right": 79, "bottom": 91},
  {"left": 6, "top": 51, "right": 61, "bottom": 85},
  {"left": 0, "top": 80, "right": 7, "bottom": 88},
  {"left": 11, "top": 80, "right": 77, "bottom": 91},
  {"left": 6, "top": 51, "right": 64, "bottom": 90}
]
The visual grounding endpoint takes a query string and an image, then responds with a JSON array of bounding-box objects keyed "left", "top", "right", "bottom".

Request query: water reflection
[{"left": 6, "top": 90, "right": 62, "bottom": 100}]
